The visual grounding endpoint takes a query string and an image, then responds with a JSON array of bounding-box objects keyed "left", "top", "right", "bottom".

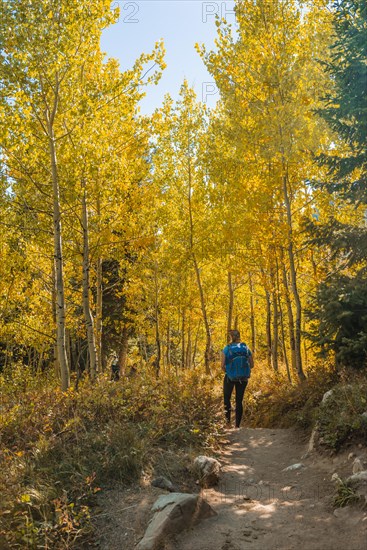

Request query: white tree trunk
[
  {"left": 49, "top": 125, "right": 70, "bottom": 391},
  {"left": 249, "top": 272, "right": 256, "bottom": 354},
  {"left": 82, "top": 186, "right": 98, "bottom": 380},
  {"left": 282, "top": 165, "right": 306, "bottom": 381},
  {"left": 188, "top": 158, "right": 211, "bottom": 375},
  {"left": 95, "top": 190, "right": 103, "bottom": 371}
]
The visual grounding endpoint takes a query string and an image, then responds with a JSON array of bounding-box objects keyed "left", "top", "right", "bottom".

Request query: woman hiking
[{"left": 221, "top": 329, "right": 254, "bottom": 429}]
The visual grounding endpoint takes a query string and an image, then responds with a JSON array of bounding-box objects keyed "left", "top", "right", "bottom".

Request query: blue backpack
[{"left": 224, "top": 343, "right": 251, "bottom": 382}]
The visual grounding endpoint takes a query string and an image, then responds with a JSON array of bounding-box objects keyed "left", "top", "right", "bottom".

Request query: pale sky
[{"left": 101, "top": 0, "right": 236, "bottom": 113}]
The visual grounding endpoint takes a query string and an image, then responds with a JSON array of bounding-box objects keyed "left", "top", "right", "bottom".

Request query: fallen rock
[
  {"left": 151, "top": 476, "right": 175, "bottom": 492},
  {"left": 193, "top": 455, "right": 221, "bottom": 487},
  {"left": 282, "top": 463, "right": 305, "bottom": 472},
  {"left": 135, "top": 493, "right": 216, "bottom": 550},
  {"left": 347, "top": 471, "right": 367, "bottom": 484},
  {"left": 352, "top": 458, "right": 364, "bottom": 475}
]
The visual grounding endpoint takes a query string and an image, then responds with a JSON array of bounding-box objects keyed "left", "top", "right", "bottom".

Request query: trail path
[
  {"left": 173, "top": 428, "right": 367, "bottom": 550},
  {"left": 95, "top": 428, "right": 367, "bottom": 550}
]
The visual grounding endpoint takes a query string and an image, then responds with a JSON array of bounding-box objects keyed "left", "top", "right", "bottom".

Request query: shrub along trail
[{"left": 173, "top": 428, "right": 367, "bottom": 550}]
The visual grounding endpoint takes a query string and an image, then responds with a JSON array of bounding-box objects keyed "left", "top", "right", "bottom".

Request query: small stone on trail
[
  {"left": 282, "top": 463, "right": 305, "bottom": 472},
  {"left": 347, "top": 470, "right": 367, "bottom": 483},
  {"left": 352, "top": 458, "right": 364, "bottom": 475},
  {"left": 348, "top": 452, "right": 355, "bottom": 460}
]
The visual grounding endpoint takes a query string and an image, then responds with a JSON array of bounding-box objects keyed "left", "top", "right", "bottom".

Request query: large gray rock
[
  {"left": 193, "top": 455, "right": 221, "bottom": 488},
  {"left": 135, "top": 493, "right": 216, "bottom": 550}
]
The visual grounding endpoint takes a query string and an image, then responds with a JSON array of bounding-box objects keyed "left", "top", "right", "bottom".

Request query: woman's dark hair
[{"left": 229, "top": 329, "right": 240, "bottom": 342}]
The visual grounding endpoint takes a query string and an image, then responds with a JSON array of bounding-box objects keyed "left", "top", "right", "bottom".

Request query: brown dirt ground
[{"left": 94, "top": 428, "right": 367, "bottom": 550}]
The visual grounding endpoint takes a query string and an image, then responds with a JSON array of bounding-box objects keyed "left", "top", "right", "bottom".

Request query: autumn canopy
[{"left": 1, "top": 0, "right": 366, "bottom": 385}]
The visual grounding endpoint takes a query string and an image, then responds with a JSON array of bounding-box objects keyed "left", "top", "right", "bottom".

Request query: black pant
[{"left": 223, "top": 375, "right": 248, "bottom": 427}]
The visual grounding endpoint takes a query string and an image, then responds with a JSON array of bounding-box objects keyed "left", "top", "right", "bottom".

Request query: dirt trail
[
  {"left": 95, "top": 428, "right": 367, "bottom": 550},
  {"left": 173, "top": 428, "right": 367, "bottom": 550}
]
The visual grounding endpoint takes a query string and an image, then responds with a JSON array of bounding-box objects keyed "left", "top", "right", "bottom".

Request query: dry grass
[{"left": 0, "top": 365, "right": 222, "bottom": 549}]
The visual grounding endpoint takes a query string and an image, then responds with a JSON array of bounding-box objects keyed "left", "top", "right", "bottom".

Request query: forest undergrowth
[
  {"left": 247, "top": 364, "right": 367, "bottom": 448},
  {"left": 0, "top": 365, "right": 222, "bottom": 548},
  {"left": 1, "top": 362, "right": 367, "bottom": 548}
]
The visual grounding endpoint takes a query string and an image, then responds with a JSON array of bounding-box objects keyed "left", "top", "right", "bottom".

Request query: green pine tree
[
  {"left": 317, "top": 0, "right": 367, "bottom": 198},
  {"left": 307, "top": 0, "right": 367, "bottom": 370}
]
